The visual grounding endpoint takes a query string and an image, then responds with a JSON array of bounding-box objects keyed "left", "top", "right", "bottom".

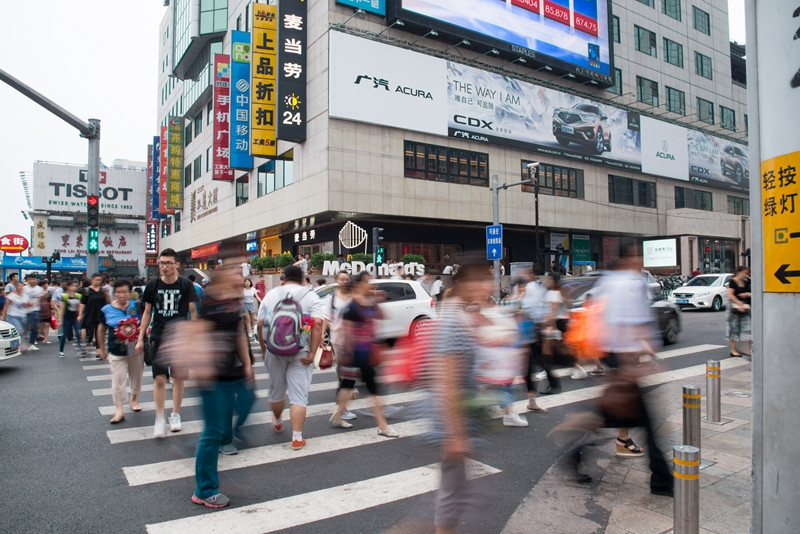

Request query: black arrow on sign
[{"left": 775, "top": 264, "right": 800, "bottom": 284}]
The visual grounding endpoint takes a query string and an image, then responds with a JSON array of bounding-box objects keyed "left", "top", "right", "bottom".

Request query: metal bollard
[
  {"left": 682, "top": 385, "right": 701, "bottom": 449},
  {"left": 706, "top": 360, "right": 721, "bottom": 423},
  {"left": 673, "top": 445, "right": 700, "bottom": 534}
]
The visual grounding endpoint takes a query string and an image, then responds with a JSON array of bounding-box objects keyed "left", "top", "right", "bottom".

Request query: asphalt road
[{"left": 1, "top": 309, "right": 734, "bottom": 534}]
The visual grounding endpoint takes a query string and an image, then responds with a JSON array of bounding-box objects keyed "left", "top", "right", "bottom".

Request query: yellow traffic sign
[{"left": 763, "top": 150, "right": 800, "bottom": 292}]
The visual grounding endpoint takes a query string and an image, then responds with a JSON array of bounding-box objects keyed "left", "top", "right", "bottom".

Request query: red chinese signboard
[
  {"left": 0, "top": 234, "right": 29, "bottom": 253},
  {"left": 191, "top": 242, "right": 220, "bottom": 259},
  {"left": 213, "top": 54, "right": 235, "bottom": 180},
  {"left": 159, "top": 126, "right": 173, "bottom": 215}
]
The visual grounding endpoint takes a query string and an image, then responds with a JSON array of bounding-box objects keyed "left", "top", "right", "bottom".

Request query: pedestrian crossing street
[{"left": 78, "top": 341, "right": 745, "bottom": 532}]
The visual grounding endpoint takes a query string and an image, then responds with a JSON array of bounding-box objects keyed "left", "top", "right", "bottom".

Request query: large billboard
[
  {"left": 250, "top": 2, "right": 279, "bottom": 157},
  {"left": 643, "top": 238, "right": 678, "bottom": 268},
  {"left": 329, "top": 32, "right": 748, "bottom": 190},
  {"left": 387, "top": 0, "right": 613, "bottom": 85}
]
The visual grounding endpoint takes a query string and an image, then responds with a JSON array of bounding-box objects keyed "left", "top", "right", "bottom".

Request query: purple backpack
[{"left": 265, "top": 288, "right": 311, "bottom": 356}]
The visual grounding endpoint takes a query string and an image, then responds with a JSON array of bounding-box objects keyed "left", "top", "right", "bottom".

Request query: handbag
[
  {"left": 50, "top": 313, "right": 58, "bottom": 330},
  {"left": 313, "top": 343, "right": 334, "bottom": 370},
  {"left": 597, "top": 380, "right": 643, "bottom": 420}
]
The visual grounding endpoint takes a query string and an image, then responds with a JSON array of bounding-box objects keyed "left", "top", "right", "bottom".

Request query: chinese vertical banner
[
  {"left": 146, "top": 143, "right": 154, "bottom": 221},
  {"left": 277, "top": 0, "right": 307, "bottom": 143},
  {"left": 159, "top": 126, "right": 173, "bottom": 215},
  {"left": 152, "top": 136, "right": 163, "bottom": 219},
  {"left": 230, "top": 31, "right": 254, "bottom": 169},
  {"left": 146, "top": 222, "right": 159, "bottom": 255},
  {"left": 213, "top": 54, "right": 235, "bottom": 180},
  {"left": 250, "top": 3, "right": 278, "bottom": 157},
  {"left": 166, "top": 116, "right": 184, "bottom": 210}
]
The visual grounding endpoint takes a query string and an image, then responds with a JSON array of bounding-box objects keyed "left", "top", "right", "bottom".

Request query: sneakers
[
  {"left": 27, "top": 345, "right": 40, "bottom": 352},
  {"left": 589, "top": 368, "right": 606, "bottom": 376},
  {"left": 153, "top": 419, "right": 167, "bottom": 439},
  {"left": 59, "top": 352, "right": 65, "bottom": 358},
  {"left": 272, "top": 416, "right": 283, "bottom": 433},
  {"left": 571, "top": 370, "right": 589, "bottom": 380},
  {"left": 616, "top": 437, "right": 645, "bottom": 457},
  {"left": 169, "top": 413, "right": 182, "bottom": 432},
  {"left": 192, "top": 493, "right": 230, "bottom": 509},
  {"left": 503, "top": 413, "right": 529, "bottom": 427},
  {"left": 219, "top": 444, "right": 238, "bottom": 455},
  {"left": 534, "top": 370, "right": 547, "bottom": 380},
  {"left": 291, "top": 438, "right": 306, "bottom": 450},
  {"left": 341, "top": 410, "right": 357, "bottom": 421},
  {"left": 329, "top": 417, "right": 353, "bottom": 429}
]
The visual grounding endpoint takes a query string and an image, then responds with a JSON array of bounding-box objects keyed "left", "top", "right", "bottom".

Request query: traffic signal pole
[{"left": 0, "top": 68, "right": 100, "bottom": 275}]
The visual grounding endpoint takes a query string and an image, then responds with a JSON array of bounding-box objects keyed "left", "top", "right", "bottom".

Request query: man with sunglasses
[{"left": 135, "top": 248, "right": 198, "bottom": 438}]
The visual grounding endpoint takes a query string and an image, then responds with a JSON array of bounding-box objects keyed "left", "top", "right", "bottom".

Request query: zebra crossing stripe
[
  {"left": 87, "top": 366, "right": 333, "bottom": 381},
  {"left": 105, "top": 390, "right": 426, "bottom": 444},
  {"left": 144, "top": 459, "right": 500, "bottom": 534},
  {"left": 124, "top": 419, "right": 428, "bottom": 486},
  {"left": 97, "top": 379, "right": 340, "bottom": 415}
]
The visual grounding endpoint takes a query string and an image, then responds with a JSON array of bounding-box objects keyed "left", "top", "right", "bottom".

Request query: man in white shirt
[
  {"left": 257, "top": 265, "right": 324, "bottom": 451},
  {"left": 23, "top": 274, "right": 44, "bottom": 350}
]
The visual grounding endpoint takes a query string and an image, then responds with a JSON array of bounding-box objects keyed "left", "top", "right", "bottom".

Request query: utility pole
[{"left": 0, "top": 68, "right": 101, "bottom": 276}]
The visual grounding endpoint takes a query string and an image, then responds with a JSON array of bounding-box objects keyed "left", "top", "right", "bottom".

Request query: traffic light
[
  {"left": 372, "top": 227, "right": 385, "bottom": 266},
  {"left": 87, "top": 195, "right": 100, "bottom": 228},
  {"left": 88, "top": 228, "right": 99, "bottom": 253},
  {"left": 376, "top": 246, "right": 386, "bottom": 266}
]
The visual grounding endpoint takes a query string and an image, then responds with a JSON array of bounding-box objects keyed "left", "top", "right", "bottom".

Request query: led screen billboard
[
  {"left": 643, "top": 238, "right": 678, "bottom": 268},
  {"left": 387, "top": 0, "right": 614, "bottom": 85}
]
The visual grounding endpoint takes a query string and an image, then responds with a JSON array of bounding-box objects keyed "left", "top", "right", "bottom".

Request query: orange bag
[{"left": 563, "top": 298, "right": 607, "bottom": 360}]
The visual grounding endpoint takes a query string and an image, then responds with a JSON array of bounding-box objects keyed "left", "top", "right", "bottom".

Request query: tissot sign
[{"left": 33, "top": 162, "right": 147, "bottom": 216}]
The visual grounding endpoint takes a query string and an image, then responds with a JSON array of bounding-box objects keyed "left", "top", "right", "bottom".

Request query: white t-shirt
[
  {"left": 257, "top": 283, "right": 324, "bottom": 352},
  {"left": 325, "top": 291, "right": 352, "bottom": 347},
  {"left": 241, "top": 263, "right": 251, "bottom": 277},
  {"left": 6, "top": 292, "right": 30, "bottom": 318},
  {"left": 442, "top": 265, "right": 453, "bottom": 275},
  {"left": 546, "top": 289, "right": 569, "bottom": 320},
  {"left": 242, "top": 287, "right": 258, "bottom": 305},
  {"left": 23, "top": 284, "right": 44, "bottom": 313},
  {"left": 431, "top": 279, "right": 443, "bottom": 296},
  {"left": 522, "top": 280, "right": 548, "bottom": 322}
]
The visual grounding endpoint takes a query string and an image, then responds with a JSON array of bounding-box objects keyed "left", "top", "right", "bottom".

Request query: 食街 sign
[
  {"left": 277, "top": 0, "right": 307, "bottom": 143},
  {"left": 250, "top": 3, "right": 278, "bottom": 157},
  {"left": 230, "top": 31, "right": 254, "bottom": 169},
  {"left": 762, "top": 151, "right": 800, "bottom": 292},
  {"left": 0, "top": 234, "right": 29, "bottom": 253},
  {"left": 167, "top": 117, "right": 184, "bottom": 210},
  {"left": 213, "top": 54, "right": 235, "bottom": 180}
]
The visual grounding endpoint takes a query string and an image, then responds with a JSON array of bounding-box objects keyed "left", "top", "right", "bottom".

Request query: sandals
[
  {"left": 616, "top": 437, "right": 644, "bottom": 456},
  {"left": 130, "top": 402, "right": 142, "bottom": 412},
  {"left": 329, "top": 417, "right": 353, "bottom": 429},
  {"left": 526, "top": 401, "right": 548, "bottom": 413},
  {"left": 377, "top": 426, "right": 399, "bottom": 438}
]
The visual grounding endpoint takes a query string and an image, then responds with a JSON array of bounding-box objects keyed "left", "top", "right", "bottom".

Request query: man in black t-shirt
[
  {"left": 78, "top": 273, "right": 108, "bottom": 358},
  {"left": 135, "top": 248, "right": 198, "bottom": 438}
]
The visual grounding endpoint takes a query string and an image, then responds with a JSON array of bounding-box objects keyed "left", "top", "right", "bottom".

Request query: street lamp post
[
  {"left": 526, "top": 162, "right": 541, "bottom": 266},
  {"left": 490, "top": 162, "right": 539, "bottom": 301}
]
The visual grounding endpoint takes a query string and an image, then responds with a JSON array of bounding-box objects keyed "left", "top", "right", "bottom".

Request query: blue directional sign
[{"left": 486, "top": 224, "right": 503, "bottom": 260}]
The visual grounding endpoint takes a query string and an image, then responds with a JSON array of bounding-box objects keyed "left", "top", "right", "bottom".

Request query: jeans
[
  {"left": 59, "top": 317, "right": 82, "bottom": 353},
  {"left": 222, "top": 380, "right": 256, "bottom": 445},
  {"left": 195, "top": 379, "right": 242, "bottom": 499},
  {"left": 27, "top": 312, "right": 39, "bottom": 344}
]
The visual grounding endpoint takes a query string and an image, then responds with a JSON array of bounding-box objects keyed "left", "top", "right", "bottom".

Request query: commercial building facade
[{"left": 155, "top": 0, "right": 750, "bottom": 276}]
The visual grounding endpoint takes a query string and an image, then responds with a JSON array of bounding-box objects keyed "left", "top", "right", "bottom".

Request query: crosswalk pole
[
  {"left": 673, "top": 445, "right": 700, "bottom": 534},
  {"left": 682, "top": 385, "right": 701, "bottom": 450},
  {"left": 706, "top": 360, "right": 721, "bottom": 423}
]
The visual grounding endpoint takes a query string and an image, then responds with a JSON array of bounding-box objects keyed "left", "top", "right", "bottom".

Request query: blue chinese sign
[
  {"left": 336, "top": 0, "right": 386, "bottom": 16},
  {"left": 486, "top": 224, "right": 502, "bottom": 260},
  {"left": 0, "top": 256, "right": 103, "bottom": 272},
  {"left": 230, "top": 31, "right": 254, "bottom": 169}
]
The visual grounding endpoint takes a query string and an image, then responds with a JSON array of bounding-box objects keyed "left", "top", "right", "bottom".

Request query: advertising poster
[
  {"left": 250, "top": 3, "right": 279, "bottom": 157},
  {"left": 277, "top": 0, "right": 308, "bottom": 143},
  {"left": 166, "top": 117, "right": 184, "bottom": 210},
  {"left": 146, "top": 222, "right": 159, "bottom": 255},
  {"left": 213, "top": 54, "right": 235, "bottom": 180},
  {"left": 446, "top": 61, "right": 642, "bottom": 170},
  {"left": 572, "top": 234, "right": 591, "bottom": 262},
  {"left": 550, "top": 232, "right": 570, "bottom": 272},
  {"left": 336, "top": 0, "right": 386, "bottom": 16},
  {"left": 640, "top": 116, "right": 689, "bottom": 182},
  {"left": 230, "top": 31, "right": 254, "bottom": 169},
  {"left": 643, "top": 238, "right": 678, "bottom": 268},
  {"left": 389, "top": 0, "right": 613, "bottom": 84},
  {"left": 159, "top": 126, "right": 173, "bottom": 215},
  {"left": 687, "top": 130, "right": 750, "bottom": 192}
]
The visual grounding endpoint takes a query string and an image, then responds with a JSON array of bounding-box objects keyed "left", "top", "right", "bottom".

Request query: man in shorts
[
  {"left": 257, "top": 265, "right": 324, "bottom": 450},
  {"left": 135, "top": 248, "right": 198, "bottom": 438}
]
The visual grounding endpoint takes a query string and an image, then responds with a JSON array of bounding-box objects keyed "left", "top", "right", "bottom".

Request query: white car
[
  {"left": 317, "top": 279, "right": 437, "bottom": 340},
  {"left": 0, "top": 319, "right": 22, "bottom": 362},
  {"left": 668, "top": 274, "right": 733, "bottom": 311}
]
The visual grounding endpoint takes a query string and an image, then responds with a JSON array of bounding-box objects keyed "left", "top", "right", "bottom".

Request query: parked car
[
  {"left": 0, "top": 320, "right": 22, "bottom": 362},
  {"left": 720, "top": 144, "right": 749, "bottom": 184},
  {"left": 581, "top": 269, "right": 662, "bottom": 301},
  {"left": 562, "top": 275, "right": 682, "bottom": 345},
  {"left": 552, "top": 103, "right": 612, "bottom": 154},
  {"left": 668, "top": 273, "right": 733, "bottom": 311},
  {"left": 316, "top": 279, "right": 437, "bottom": 340}
]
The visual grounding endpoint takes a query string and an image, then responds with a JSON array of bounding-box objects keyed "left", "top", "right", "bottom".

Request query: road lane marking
[{"left": 145, "top": 460, "right": 500, "bottom": 534}]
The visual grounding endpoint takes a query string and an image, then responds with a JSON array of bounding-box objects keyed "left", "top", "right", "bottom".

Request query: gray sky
[{"left": 0, "top": 1, "right": 747, "bottom": 251}]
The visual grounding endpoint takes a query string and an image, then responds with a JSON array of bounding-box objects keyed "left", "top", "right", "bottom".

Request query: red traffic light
[{"left": 87, "top": 195, "right": 100, "bottom": 207}]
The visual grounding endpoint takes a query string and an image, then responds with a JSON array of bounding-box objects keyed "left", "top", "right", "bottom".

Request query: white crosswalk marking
[
  {"left": 124, "top": 419, "right": 428, "bottom": 486},
  {"left": 145, "top": 460, "right": 500, "bottom": 534}
]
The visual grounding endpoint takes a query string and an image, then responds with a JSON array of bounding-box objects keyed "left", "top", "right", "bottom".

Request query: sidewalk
[{"left": 502, "top": 358, "right": 753, "bottom": 534}]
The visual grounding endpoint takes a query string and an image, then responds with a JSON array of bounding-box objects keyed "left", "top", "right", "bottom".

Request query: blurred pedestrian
[
  {"left": 135, "top": 248, "right": 198, "bottom": 438},
  {"left": 323, "top": 270, "right": 357, "bottom": 425},
  {"left": 242, "top": 277, "right": 260, "bottom": 341},
  {"left": 255, "top": 275, "right": 268, "bottom": 301},
  {"left": 257, "top": 265, "right": 324, "bottom": 450},
  {"left": 726, "top": 265, "right": 752, "bottom": 357},
  {"left": 331, "top": 272, "right": 398, "bottom": 437},
  {"left": 3, "top": 281, "right": 35, "bottom": 351},
  {"left": 79, "top": 273, "right": 108, "bottom": 359},
  {"left": 23, "top": 274, "right": 44, "bottom": 351},
  {"left": 520, "top": 264, "right": 550, "bottom": 411},
  {"left": 191, "top": 265, "right": 254, "bottom": 507},
  {"left": 57, "top": 281, "right": 83, "bottom": 358},
  {"left": 38, "top": 279, "right": 54, "bottom": 343},
  {"left": 97, "top": 279, "right": 143, "bottom": 423}
]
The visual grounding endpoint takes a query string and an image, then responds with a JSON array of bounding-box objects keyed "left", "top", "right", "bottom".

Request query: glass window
[
  {"left": 235, "top": 176, "right": 248, "bottom": 206},
  {"left": 609, "top": 175, "right": 656, "bottom": 208},
  {"left": 206, "top": 146, "right": 212, "bottom": 172},
  {"left": 184, "top": 163, "right": 192, "bottom": 187},
  {"left": 728, "top": 195, "right": 750, "bottom": 215},
  {"left": 637, "top": 76, "right": 659, "bottom": 106},
  {"left": 207, "top": 101, "right": 213, "bottom": 125},
  {"left": 194, "top": 111, "right": 203, "bottom": 136},
  {"left": 612, "top": 16, "right": 621, "bottom": 43},
  {"left": 635, "top": 26, "right": 658, "bottom": 57},
  {"left": 185, "top": 122, "right": 193, "bottom": 145},
  {"left": 666, "top": 86, "right": 686, "bottom": 115},
  {"left": 193, "top": 155, "right": 202, "bottom": 180},
  {"left": 521, "top": 160, "right": 584, "bottom": 199},
  {"left": 721, "top": 106, "right": 736, "bottom": 131},
  {"left": 695, "top": 51, "right": 713, "bottom": 79},
  {"left": 744, "top": 114, "right": 749, "bottom": 133},
  {"left": 693, "top": 6, "right": 711, "bottom": 35},
  {"left": 697, "top": 97, "right": 714, "bottom": 124},
  {"left": 608, "top": 68, "right": 623, "bottom": 95},
  {"left": 662, "top": 0, "right": 681, "bottom": 20},
  {"left": 256, "top": 151, "right": 294, "bottom": 197},
  {"left": 174, "top": 212, "right": 181, "bottom": 233},
  {"left": 663, "top": 38, "right": 684, "bottom": 67},
  {"left": 637, "top": 0, "right": 655, "bottom": 6},
  {"left": 676, "top": 186, "right": 713, "bottom": 211},
  {"left": 403, "top": 141, "right": 489, "bottom": 186}
]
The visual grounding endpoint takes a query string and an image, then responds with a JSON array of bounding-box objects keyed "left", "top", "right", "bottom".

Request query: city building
[
  {"left": 28, "top": 160, "right": 148, "bottom": 277},
  {"left": 154, "top": 0, "right": 749, "bottom": 276}
]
